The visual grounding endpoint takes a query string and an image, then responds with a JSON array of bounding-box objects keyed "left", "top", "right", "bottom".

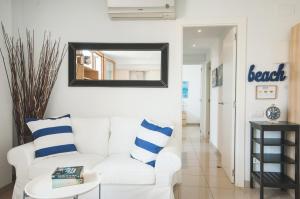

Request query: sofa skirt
[{"left": 82, "top": 184, "right": 174, "bottom": 199}]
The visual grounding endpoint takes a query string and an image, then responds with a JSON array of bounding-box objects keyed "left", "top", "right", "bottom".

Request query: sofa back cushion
[
  {"left": 71, "top": 118, "right": 110, "bottom": 156},
  {"left": 109, "top": 117, "right": 142, "bottom": 155}
]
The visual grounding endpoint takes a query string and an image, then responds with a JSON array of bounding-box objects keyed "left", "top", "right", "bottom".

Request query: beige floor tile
[
  {"left": 201, "top": 167, "right": 227, "bottom": 177},
  {"left": 210, "top": 188, "right": 293, "bottom": 199},
  {"left": 182, "top": 151, "right": 198, "bottom": 159},
  {"left": 177, "top": 186, "right": 213, "bottom": 199},
  {"left": 181, "top": 174, "right": 208, "bottom": 187},
  {"left": 180, "top": 166, "right": 204, "bottom": 176},
  {"left": 180, "top": 125, "right": 292, "bottom": 199},
  {"left": 183, "top": 146, "right": 195, "bottom": 152},
  {"left": 182, "top": 160, "right": 201, "bottom": 168},
  {"left": 210, "top": 188, "right": 256, "bottom": 199},
  {"left": 204, "top": 175, "right": 234, "bottom": 189},
  {"left": 200, "top": 160, "right": 221, "bottom": 169},
  {"left": 198, "top": 155, "right": 220, "bottom": 163}
]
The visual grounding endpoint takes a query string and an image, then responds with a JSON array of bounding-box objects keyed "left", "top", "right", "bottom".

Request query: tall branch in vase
[{"left": 0, "top": 23, "right": 67, "bottom": 144}]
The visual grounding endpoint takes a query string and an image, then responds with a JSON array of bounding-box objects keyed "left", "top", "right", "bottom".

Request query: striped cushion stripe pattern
[
  {"left": 26, "top": 114, "right": 77, "bottom": 158},
  {"left": 35, "top": 144, "right": 77, "bottom": 158},
  {"left": 141, "top": 120, "right": 173, "bottom": 137},
  {"left": 130, "top": 119, "right": 173, "bottom": 167},
  {"left": 135, "top": 137, "right": 163, "bottom": 154},
  {"left": 32, "top": 126, "right": 73, "bottom": 140}
]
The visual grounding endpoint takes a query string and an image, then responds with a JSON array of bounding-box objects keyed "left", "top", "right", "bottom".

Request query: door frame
[
  {"left": 178, "top": 18, "right": 247, "bottom": 187},
  {"left": 200, "top": 61, "right": 211, "bottom": 139}
]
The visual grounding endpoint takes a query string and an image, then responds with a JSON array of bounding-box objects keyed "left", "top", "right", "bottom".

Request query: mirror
[{"left": 68, "top": 43, "right": 169, "bottom": 87}]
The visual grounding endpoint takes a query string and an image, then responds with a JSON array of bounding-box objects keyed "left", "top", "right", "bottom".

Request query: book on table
[{"left": 51, "top": 166, "right": 84, "bottom": 188}]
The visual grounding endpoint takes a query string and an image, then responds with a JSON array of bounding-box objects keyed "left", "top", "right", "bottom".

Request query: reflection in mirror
[{"left": 75, "top": 50, "right": 161, "bottom": 81}]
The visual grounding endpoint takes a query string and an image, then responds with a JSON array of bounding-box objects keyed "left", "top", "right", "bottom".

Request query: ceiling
[{"left": 183, "top": 26, "right": 233, "bottom": 64}]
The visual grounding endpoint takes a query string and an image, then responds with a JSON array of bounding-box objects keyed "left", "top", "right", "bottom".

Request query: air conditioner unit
[{"left": 107, "top": 0, "right": 176, "bottom": 20}]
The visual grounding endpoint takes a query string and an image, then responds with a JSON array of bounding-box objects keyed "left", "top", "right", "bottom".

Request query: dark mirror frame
[{"left": 68, "top": 42, "right": 169, "bottom": 87}]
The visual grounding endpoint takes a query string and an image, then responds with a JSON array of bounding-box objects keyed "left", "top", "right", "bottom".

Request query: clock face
[{"left": 266, "top": 105, "right": 280, "bottom": 120}]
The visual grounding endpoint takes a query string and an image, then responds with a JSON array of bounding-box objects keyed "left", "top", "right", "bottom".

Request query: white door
[{"left": 219, "top": 27, "right": 237, "bottom": 183}]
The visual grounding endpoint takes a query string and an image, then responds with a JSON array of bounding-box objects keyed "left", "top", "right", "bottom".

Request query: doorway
[{"left": 181, "top": 25, "right": 239, "bottom": 184}]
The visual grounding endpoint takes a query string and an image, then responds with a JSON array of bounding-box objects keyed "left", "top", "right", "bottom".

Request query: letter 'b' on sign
[{"left": 248, "top": 63, "right": 286, "bottom": 82}]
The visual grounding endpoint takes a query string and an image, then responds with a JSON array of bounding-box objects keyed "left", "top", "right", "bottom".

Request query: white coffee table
[{"left": 24, "top": 172, "right": 101, "bottom": 199}]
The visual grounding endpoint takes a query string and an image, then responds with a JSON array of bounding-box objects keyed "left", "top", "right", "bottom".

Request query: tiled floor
[
  {"left": 0, "top": 125, "right": 294, "bottom": 199},
  {"left": 174, "top": 125, "right": 294, "bottom": 199}
]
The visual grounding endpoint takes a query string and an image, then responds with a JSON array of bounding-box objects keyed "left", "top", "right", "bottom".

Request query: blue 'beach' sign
[{"left": 248, "top": 63, "right": 286, "bottom": 82}]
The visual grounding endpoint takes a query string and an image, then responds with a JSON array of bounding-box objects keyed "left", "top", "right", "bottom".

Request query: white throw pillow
[
  {"left": 130, "top": 119, "right": 173, "bottom": 167},
  {"left": 26, "top": 114, "right": 77, "bottom": 159}
]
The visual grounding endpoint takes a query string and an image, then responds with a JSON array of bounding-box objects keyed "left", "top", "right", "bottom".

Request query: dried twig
[{"left": 0, "top": 23, "right": 66, "bottom": 144}]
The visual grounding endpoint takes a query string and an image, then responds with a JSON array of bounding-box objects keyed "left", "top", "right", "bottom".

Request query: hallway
[{"left": 175, "top": 125, "right": 293, "bottom": 199}]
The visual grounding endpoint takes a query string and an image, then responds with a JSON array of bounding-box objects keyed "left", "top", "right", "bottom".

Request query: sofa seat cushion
[
  {"left": 93, "top": 154, "right": 155, "bottom": 185},
  {"left": 29, "top": 153, "right": 105, "bottom": 179}
]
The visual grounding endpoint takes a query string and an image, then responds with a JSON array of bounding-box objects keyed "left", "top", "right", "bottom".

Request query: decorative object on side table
[
  {"left": 0, "top": 23, "right": 67, "bottom": 144},
  {"left": 265, "top": 104, "right": 281, "bottom": 121},
  {"left": 23, "top": 172, "right": 101, "bottom": 199}
]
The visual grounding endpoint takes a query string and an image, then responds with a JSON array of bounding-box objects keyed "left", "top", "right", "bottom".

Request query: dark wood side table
[{"left": 249, "top": 121, "right": 299, "bottom": 199}]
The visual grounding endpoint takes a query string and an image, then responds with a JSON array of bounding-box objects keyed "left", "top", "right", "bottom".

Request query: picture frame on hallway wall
[
  {"left": 212, "top": 68, "right": 218, "bottom": 87},
  {"left": 217, "top": 64, "right": 223, "bottom": 86},
  {"left": 255, "top": 85, "right": 278, "bottom": 99}
]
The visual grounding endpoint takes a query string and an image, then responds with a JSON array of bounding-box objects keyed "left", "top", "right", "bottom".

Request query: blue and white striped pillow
[
  {"left": 26, "top": 114, "right": 77, "bottom": 158},
  {"left": 130, "top": 119, "right": 173, "bottom": 167}
]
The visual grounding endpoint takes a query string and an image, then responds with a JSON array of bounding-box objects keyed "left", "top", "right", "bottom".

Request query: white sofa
[{"left": 7, "top": 117, "right": 181, "bottom": 199}]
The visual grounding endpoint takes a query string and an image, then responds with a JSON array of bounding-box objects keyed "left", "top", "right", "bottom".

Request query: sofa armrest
[
  {"left": 7, "top": 142, "right": 35, "bottom": 178},
  {"left": 155, "top": 138, "right": 182, "bottom": 186},
  {"left": 7, "top": 142, "right": 35, "bottom": 168},
  {"left": 7, "top": 142, "right": 35, "bottom": 199}
]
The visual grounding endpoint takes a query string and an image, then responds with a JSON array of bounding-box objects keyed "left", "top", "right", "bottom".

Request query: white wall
[
  {"left": 182, "top": 65, "right": 201, "bottom": 124},
  {"left": 0, "top": 0, "right": 13, "bottom": 188},
  {"left": 9, "top": 0, "right": 300, "bottom": 183},
  {"left": 11, "top": 0, "right": 182, "bottom": 135}
]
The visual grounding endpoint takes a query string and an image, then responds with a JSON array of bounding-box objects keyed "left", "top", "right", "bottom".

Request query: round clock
[{"left": 266, "top": 104, "right": 280, "bottom": 121}]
